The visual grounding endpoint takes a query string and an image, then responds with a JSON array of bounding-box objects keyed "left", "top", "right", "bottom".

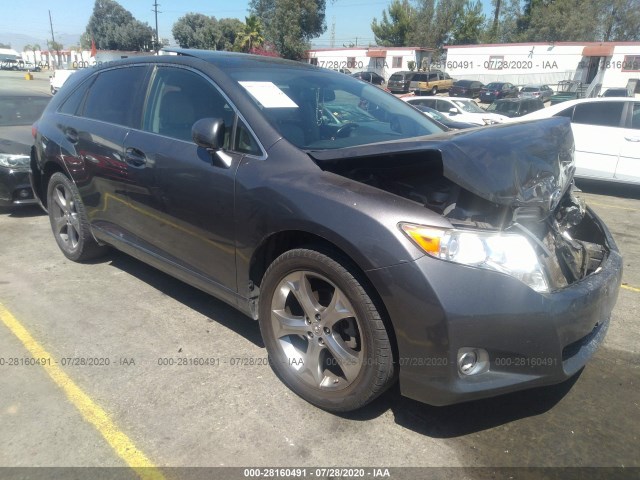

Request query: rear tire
[
  {"left": 47, "top": 172, "right": 107, "bottom": 262},
  {"left": 258, "top": 248, "right": 395, "bottom": 412},
  {"left": 431, "top": 86, "right": 438, "bottom": 95}
]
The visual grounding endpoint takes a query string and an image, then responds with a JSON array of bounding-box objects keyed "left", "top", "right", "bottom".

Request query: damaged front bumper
[{"left": 367, "top": 207, "right": 622, "bottom": 406}]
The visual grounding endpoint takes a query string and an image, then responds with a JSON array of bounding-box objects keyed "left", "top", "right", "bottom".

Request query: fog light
[
  {"left": 18, "top": 189, "right": 31, "bottom": 199},
  {"left": 457, "top": 348, "right": 489, "bottom": 376},
  {"left": 459, "top": 351, "right": 477, "bottom": 374}
]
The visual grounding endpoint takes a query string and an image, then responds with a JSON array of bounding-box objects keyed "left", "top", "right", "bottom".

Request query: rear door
[
  {"left": 571, "top": 101, "right": 626, "bottom": 180},
  {"left": 56, "top": 65, "right": 150, "bottom": 235},
  {"left": 614, "top": 101, "right": 640, "bottom": 183},
  {"left": 121, "top": 65, "right": 259, "bottom": 292}
]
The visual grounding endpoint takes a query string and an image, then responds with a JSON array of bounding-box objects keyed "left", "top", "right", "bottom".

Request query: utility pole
[
  {"left": 48, "top": 10, "right": 57, "bottom": 68},
  {"left": 152, "top": 1, "right": 161, "bottom": 53}
]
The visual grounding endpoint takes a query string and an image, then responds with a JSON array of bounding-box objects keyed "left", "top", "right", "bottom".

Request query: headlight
[
  {"left": 400, "top": 223, "right": 549, "bottom": 293},
  {"left": 0, "top": 154, "right": 30, "bottom": 169}
]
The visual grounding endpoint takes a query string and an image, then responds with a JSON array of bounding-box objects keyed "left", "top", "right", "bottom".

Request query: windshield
[
  {"left": 451, "top": 99, "right": 485, "bottom": 113},
  {"left": 229, "top": 67, "right": 443, "bottom": 149},
  {"left": 522, "top": 87, "right": 539, "bottom": 92},
  {"left": 0, "top": 96, "right": 50, "bottom": 126},
  {"left": 486, "top": 83, "right": 502, "bottom": 90}
]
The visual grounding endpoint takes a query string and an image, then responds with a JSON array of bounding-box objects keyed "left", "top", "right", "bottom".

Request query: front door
[{"left": 122, "top": 65, "right": 241, "bottom": 292}]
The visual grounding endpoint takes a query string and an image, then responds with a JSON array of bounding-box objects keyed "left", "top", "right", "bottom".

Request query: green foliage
[
  {"left": 450, "top": 0, "right": 485, "bottom": 45},
  {"left": 172, "top": 13, "right": 245, "bottom": 50},
  {"left": 408, "top": 0, "right": 466, "bottom": 52},
  {"left": 173, "top": 13, "right": 219, "bottom": 49},
  {"left": 250, "top": 0, "right": 327, "bottom": 59},
  {"left": 371, "top": 0, "right": 416, "bottom": 47},
  {"left": 47, "top": 40, "right": 64, "bottom": 52},
  {"left": 407, "top": 60, "right": 416, "bottom": 71},
  {"left": 23, "top": 43, "right": 41, "bottom": 52},
  {"left": 0, "top": 42, "right": 11, "bottom": 49},
  {"left": 234, "top": 15, "right": 265, "bottom": 52},
  {"left": 83, "top": 0, "right": 154, "bottom": 51}
]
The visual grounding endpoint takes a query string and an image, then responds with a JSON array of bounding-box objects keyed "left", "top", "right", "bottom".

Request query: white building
[
  {"left": 306, "top": 47, "right": 434, "bottom": 79},
  {"left": 443, "top": 42, "right": 640, "bottom": 95}
]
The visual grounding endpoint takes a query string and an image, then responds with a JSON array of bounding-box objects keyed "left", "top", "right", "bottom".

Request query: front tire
[
  {"left": 258, "top": 248, "right": 395, "bottom": 412},
  {"left": 47, "top": 172, "right": 107, "bottom": 262},
  {"left": 430, "top": 86, "right": 438, "bottom": 95}
]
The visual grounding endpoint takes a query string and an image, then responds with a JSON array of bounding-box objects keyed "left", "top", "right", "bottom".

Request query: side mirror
[
  {"left": 449, "top": 108, "right": 458, "bottom": 115},
  {"left": 192, "top": 118, "right": 232, "bottom": 168},
  {"left": 192, "top": 118, "right": 225, "bottom": 150}
]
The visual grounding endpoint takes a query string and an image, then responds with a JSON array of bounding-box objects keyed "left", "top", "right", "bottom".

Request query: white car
[
  {"left": 402, "top": 96, "right": 509, "bottom": 125},
  {"left": 49, "top": 69, "right": 76, "bottom": 95},
  {"left": 513, "top": 97, "right": 640, "bottom": 185}
]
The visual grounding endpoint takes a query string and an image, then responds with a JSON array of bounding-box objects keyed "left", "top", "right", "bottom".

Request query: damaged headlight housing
[
  {"left": 0, "top": 154, "right": 30, "bottom": 169},
  {"left": 400, "top": 223, "right": 549, "bottom": 293}
]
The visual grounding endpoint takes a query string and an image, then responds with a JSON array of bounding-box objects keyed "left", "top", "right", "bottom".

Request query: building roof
[
  {"left": 444, "top": 41, "right": 640, "bottom": 49},
  {"left": 307, "top": 46, "right": 434, "bottom": 53}
]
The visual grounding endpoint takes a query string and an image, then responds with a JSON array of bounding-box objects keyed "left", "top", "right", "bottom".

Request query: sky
[{"left": 0, "top": 0, "right": 495, "bottom": 50}]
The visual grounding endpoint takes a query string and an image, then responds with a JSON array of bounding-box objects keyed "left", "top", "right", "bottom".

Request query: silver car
[{"left": 519, "top": 84, "right": 554, "bottom": 102}]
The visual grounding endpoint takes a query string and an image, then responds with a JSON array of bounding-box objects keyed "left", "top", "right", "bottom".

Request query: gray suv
[{"left": 31, "top": 50, "right": 621, "bottom": 412}]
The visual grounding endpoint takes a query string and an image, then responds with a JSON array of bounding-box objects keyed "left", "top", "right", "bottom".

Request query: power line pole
[
  {"left": 152, "top": 1, "right": 161, "bottom": 53},
  {"left": 48, "top": 10, "right": 58, "bottom": 68}
]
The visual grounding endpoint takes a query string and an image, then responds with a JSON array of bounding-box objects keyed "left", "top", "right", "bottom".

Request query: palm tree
[
  {"left": 23, "top": 43, "right": 41, "bottom": 69},
  {"left": 236, "top": 15, "right": 265, "bottom": 53}
]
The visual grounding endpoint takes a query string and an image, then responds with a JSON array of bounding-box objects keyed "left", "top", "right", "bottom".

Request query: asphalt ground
[{"left": 0, "top": 70, "right": 638, "bottom": 480}]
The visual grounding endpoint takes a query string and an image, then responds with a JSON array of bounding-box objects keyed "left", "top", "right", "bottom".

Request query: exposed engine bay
[{"left": 318, "top": 151, "right": 608, "bottom": 291}]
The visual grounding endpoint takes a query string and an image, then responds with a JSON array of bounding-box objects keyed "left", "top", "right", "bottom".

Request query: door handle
[
  {"left": 125, "top": 147, "right": 147, "bottom": 167},
  {"left": 64, "top": 127, "right": 78, "bottom": 144},
  {"left": 624, "top": 136, "right": 640, "bottom": 142}
]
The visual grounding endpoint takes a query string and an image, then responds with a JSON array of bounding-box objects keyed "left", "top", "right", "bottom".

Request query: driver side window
[{"left": 144, "top": 67, "right": 233, "bottom": 145}]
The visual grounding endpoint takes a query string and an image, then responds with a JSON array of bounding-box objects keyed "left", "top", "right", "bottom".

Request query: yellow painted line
[
  {"left": 0, "top": 302, "right": 165, "bottom": 480},
  {"left": 622, "top": 284, "right": 640, "bottom": 293},
  {"left": 588, "top": 201, "right": 638, "bottom": 212}
]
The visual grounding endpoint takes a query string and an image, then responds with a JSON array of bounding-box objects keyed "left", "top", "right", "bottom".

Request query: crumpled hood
[{"left": 310, "top": 117, "right": 575, "bottom": 214}]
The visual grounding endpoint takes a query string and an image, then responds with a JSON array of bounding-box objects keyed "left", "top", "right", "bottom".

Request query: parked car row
[{"left": 403, "top": 96, "right": 509, "bottom": 125}]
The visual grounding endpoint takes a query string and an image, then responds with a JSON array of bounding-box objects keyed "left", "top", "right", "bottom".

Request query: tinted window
[
  {"left": 435, "top": 100, "right": 451, "bottom": 112},
  {"left": 554, "top": 106, "right": 574, "bottom": 118},
  {"left": 631, "top": 103, "right": 640, "bottom": 130},
  {"left": 59, "top": 78, "right": 93, "bottom": 115},
  {"left": 573, "top": 102, "right": 624, "bottom": 127},
  {"left": 234, "top": 119, "right": 261, "bottom": 155},
  {"left": 82, "top": 67, "right": 148, "bottom": 127},
  {"left": 143, "top": 67, "right": 233, "bottom": 144},
  {"left": 455, "top": 80, "right": 472, "bottom": 87}
]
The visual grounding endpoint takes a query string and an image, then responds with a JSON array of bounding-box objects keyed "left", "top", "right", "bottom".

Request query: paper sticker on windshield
[{"left": 239, "top": 81, "right": 299, "bottom": 108}]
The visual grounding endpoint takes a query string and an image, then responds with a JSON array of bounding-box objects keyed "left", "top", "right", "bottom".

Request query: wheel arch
[
  {"left": 248, "top": 229, "right": 399, "bottom": 364},
  {"left": 36, "top": 160, "right": 68, "bottom": 209}
]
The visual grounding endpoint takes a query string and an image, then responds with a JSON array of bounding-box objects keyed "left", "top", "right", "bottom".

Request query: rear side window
[
  {"left": 59, "top": 77, "right": 93, "bottom": 115},
  {"left": 631, "top": 103, "right": 640, "bottom": 130},
  {"left": 573, "top": 102, "right": 624, "bottom": 127},
  {"left": 82, "top": 67, "right": 148, "bottom": 127}
]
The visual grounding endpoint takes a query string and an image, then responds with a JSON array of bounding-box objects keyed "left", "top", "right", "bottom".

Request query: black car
[
  {"left": 486, "top": 97, "right": 545, "bottom": 118},
  {"left": 351, "top": 71, "right": 385, "bottom": 86},
  {"left": 387, "top": 71, "right": 417, "bottom": 94},
  {"left": 480, "top": 82, "right": 519, "bottom": 102},
  {"left": 31, "top": 50, "right": 621, "bottom": 412},
  {"left": 449, "top": 79, "right": 484, "bottom": 98},
  {"left": 0, "top": 95, "right": 50, "bottom": 207},
  {"left": 601, "top": 88, "right": 631, "bottom": 97}
]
